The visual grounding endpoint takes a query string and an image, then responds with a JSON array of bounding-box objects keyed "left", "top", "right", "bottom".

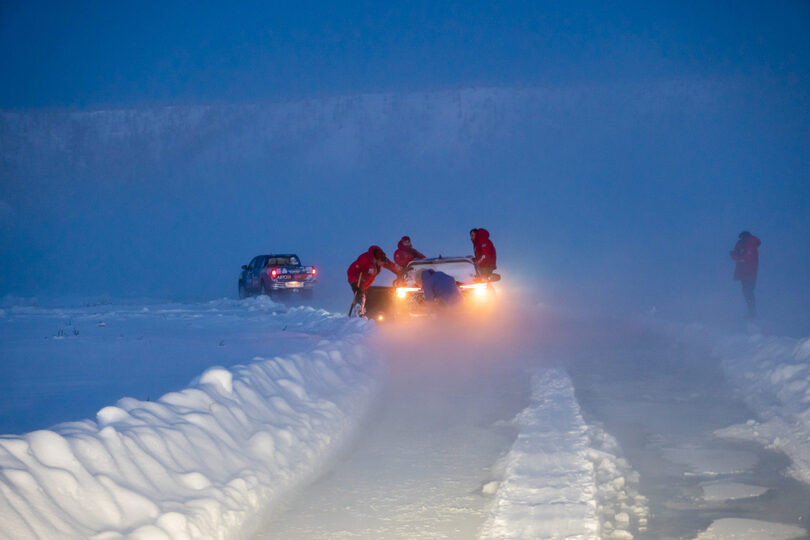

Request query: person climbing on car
[
  {"left": 470, "top": 228, "right": 497, "bottom": 279},
  {"left": 347, "top": 245, "right": 400, "bottom": 317},
  {"left": 730, "top": 230, "right": 761, "bottom": 318},
  {"left": 415, "top": 269, "right": 462, "bottom": 309},
  {"left": 393, "top": 236, "right": 426, "bottom": 268}
]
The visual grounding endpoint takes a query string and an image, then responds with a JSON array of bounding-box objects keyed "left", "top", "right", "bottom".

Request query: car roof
[{"left": 406, "top": 256, "right": 473, "bottom": 267}]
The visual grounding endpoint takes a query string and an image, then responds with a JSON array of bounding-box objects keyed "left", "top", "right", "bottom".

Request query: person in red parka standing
[
  {"left": 347, "top": 245, "right": 400, "bottom": 317},
  {"left": 393, "top": 236, "right": 425, "bottom": 269},
  {"left": 470, "top": 228, "right": 497, "bottom": 279},
  {"left": 730, "top": 230, "right": 761, "bottom": 318}
]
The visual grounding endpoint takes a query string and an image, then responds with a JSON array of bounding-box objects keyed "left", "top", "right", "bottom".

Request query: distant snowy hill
[{"left": 1, "top": 84, "right": 725, "bottom": 178}]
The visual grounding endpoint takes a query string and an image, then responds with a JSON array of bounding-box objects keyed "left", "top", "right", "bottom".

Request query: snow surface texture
[
  {"left": 480, "top": 367, "right": 648, "bottom": 540},
  {"left": 694, "top": 518, "right": 807, "bottom": 540},
  {"left": 714, "top": 333, "right": 810, "bottom": 485},
  {"left": 0, "top": 306, "right": 382, "bottom": 539}
]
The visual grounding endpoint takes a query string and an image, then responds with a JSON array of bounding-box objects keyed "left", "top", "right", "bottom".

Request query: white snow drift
[
  {"left": 0, "top": 305, "right": 383, "bottom": 539},
  {"left": 714, "top": 333, "right": 810, "bottom": 485}
]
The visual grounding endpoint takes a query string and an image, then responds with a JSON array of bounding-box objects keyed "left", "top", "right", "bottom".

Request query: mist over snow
[
  {"left": 2, "top": 82, "right": 808, "bottom": 331},
  {"left": 2, "top": 2, "right": 810, "bottom": 538}
]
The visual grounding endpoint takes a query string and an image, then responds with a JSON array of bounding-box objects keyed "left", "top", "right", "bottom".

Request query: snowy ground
[
  {"left": 0, "top": 298, "right": 382, "bottom": 538},
  {"left": 1, "top": 298, "right": 809, "bottom": 539}
]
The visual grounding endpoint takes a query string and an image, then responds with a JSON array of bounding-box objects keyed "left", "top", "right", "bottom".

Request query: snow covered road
[
  {"left": 560, "top": 319, "right": 810, "bottom": 539},
  {"left": 256, "top": 318, "right": 533, "bottom": 539},
  {"left": 1, "top": 299, "right": 809, "bottom": 539}
]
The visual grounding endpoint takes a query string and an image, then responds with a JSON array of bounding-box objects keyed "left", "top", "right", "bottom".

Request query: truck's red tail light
[
  {"left": 270, "top": 269, "right": 278, "bottom": 278},
  {"left": 311, "top": 268, "right": 317, "bottom": 275}
]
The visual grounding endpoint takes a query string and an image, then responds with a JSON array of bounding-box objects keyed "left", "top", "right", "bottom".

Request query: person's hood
[
  {"left": 397, "top": 237, "right": 411, "bottom": 250},
  {"left": 475, "top": 228, "right": 490, "bottom": 242},
  {"left": 368, "top": 245, "right": 386, "bottom": 259},
  {"left": 745, "top": 235, "right": 762, "bottom": 248}
]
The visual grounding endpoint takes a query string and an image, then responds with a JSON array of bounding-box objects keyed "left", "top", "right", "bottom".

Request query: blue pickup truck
[{"left": 238, "top": 254, "right": 318, "bottom": 299}]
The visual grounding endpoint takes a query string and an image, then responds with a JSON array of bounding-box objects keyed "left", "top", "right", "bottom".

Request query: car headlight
[
  {"left": 396, "top": 286, "right": 421, "bottom": 299},
  {"left": 460, "top": 282, "right": 489, "bottom": 300}
]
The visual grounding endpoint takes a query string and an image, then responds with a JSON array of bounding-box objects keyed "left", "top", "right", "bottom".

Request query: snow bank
[
  {"left": 480, "top": 368, "right": 648, "bottom": 540},
  {"left": 714, "top": 333, "right": 810, "bottom": 484},
  {"left": 0, "top": 307, "right": 383, "bottom": 539}
]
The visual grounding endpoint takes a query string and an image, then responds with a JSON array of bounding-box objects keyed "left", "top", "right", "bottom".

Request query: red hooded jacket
[
  {"left": 347, "top": 246, "right": 400, "bottom": 290},
  {"left": 730, "top": 234, "right": 761, "bottom": 281},
  {"left": 473, "top": 228, "right": 497, "bottom": 269},
  {"left": 393, "top": 236, "right": 426, "bottom": 268}
]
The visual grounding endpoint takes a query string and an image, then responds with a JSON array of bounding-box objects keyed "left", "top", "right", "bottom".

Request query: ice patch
[
  {"left": 700, "top": 481, "right": 769, "bottom": 502},
  {"left": 661, "top": 445, "right": 758, "bottom": 476},
  {"left": 695, "top": 517, "right": 807, "bottom": 539}
]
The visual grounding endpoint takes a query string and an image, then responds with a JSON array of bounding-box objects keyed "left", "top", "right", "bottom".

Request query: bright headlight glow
[
  {"left": 396, "top": 286, "right": 421, "bottom": 299},
  {"left": 460, "top": 282, "right": 489, "bottom": 300}
]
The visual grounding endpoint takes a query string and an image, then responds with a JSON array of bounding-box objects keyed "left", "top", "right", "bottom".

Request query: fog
[{"left": 1, "top": 2, "right": 808, "bottom": 333}]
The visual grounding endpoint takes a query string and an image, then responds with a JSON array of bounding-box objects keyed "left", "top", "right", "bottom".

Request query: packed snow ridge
[
  {"left": 0, "top": 304, "right": 383, "bottom": 539},
  {"left": 481, "top": 368, "right": 648, "bottom": 540},
  {"left": 714, "top": 332, "right": 810, "bottom": 485}
]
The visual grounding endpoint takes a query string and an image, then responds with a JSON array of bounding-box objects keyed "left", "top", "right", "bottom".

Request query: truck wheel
[{"left": 238, "top": 282, "right": 248, "bottom": 299}]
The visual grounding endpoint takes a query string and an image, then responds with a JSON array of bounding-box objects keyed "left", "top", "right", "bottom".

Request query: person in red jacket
[
  {"left": 470, "top": 228, "right": 497, "bottom": 279},
  {"left": 730, "top": 231, "right": 761, "bottom": 318},
  {"left": 393, "top": 236, "right": 426, "bottom": 269},
  {"left": 347, "top": 246, "right": 400, "bottom": 316}
]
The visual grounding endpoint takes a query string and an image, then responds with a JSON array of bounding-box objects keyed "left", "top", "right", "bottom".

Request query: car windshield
[
  {"left": 265, "top": 256, "right": 300, "bottom": 267},
  {"left": 404, "top": 260, "right": 477, "bottom": 285}
]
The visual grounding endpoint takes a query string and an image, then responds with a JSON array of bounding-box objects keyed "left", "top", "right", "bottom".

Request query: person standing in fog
[{"left": 730, "top": 231, "right": 761, "bottom": 318}]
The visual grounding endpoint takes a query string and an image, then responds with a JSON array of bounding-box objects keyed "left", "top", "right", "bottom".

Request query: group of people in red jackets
[
  {"left": 347, "top": 228, "right": 760, "bottom": 319},
  {"left": 346, "top": 228, "right": 497, "bottom": 315}
]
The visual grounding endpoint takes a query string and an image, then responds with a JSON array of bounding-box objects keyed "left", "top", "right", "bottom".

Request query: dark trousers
[
  {"left": 350, "top": 283, "right": 366, "bottom": 314},
  {"left": 741, "top": 279, "right": 756, "bottom": 317}
]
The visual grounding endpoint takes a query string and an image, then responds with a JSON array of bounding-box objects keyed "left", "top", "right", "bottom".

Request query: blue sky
[{"left": 2, "top": 1, "right": 808, "bottom": 108}]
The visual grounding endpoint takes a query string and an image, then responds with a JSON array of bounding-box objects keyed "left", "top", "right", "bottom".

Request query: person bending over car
[
  {"left": 470, "top": 228, "right": 497, "bottom": 279},
  {"left": 347, "top": 246, "right": 400, "bottom": 316},
  {"left": 394, "top": 236, "right": 426, "bottom": 268},
  {"left": 416, "top": 269, "right": 463, "bottom": 309}
]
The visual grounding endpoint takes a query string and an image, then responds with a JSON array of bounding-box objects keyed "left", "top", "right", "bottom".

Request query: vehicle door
[{"left": 248, "top": 256, "right": 265, "bottom": 292}]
